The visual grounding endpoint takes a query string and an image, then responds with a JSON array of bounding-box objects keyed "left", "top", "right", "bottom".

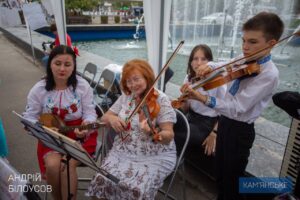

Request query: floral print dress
[{"left": 87, "top": 90, "right": 177, "bottom": 200}]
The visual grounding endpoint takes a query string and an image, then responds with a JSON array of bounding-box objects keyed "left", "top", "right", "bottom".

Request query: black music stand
[{"left": 19, "top": 117, "right": 119, "bottom": 200}]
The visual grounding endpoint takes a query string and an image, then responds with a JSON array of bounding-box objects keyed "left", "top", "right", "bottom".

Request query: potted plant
[
  {"left": 101, "top": 15, "right": 108, "bottom": 24},
  {"left": 114, "top": 15, "right": 121, "bottom": 24}
]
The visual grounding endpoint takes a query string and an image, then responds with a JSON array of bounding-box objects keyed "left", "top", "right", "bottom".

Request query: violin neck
[
  {"left": 59, "top": 123, "right": 100, "bottom": 133},
  {"left": 141, "top": 105, "right": 157, "bottom": 134}
]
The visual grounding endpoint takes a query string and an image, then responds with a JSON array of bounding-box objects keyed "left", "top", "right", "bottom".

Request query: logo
[{"left": 239, "top": 177, "right": 293, "bottom": 194}]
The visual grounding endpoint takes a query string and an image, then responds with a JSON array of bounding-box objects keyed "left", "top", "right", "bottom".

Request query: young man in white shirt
[{"left": 181, "top": 12, "right": 284, "bottom": 199}]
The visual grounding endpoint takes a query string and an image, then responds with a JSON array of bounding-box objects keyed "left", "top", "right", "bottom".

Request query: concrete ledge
[{"left": 0, "top": 26, "right": 44, "bottom": 60}]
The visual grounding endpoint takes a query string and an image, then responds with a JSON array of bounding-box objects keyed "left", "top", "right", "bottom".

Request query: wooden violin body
[
  {"left": 145, "top": 88, "right": 160, "bottom": 120},
  {"left": 140, "top": 89, "right": 161, "bottom": 142},
  {"left": 171, "top": 98, "right": 186, "bottom": 109},
  {"left": 39, "top": 113, "right": 105, "bottom": 134},
  {"left": 171, "top": 61, "right": 260, "bottom": 109},
  {"left": 201, "top": 61, "right": 260, "bottom": 91}
]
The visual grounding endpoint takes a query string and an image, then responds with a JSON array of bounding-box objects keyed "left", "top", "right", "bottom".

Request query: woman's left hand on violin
[
  {"left": 140, "top": 119, "right": 151, "bottom": 134},
  {"left": 155, "top": 123, "right": 174, "bottom": 144},
  {"left": 74, "top": 121, "right": 89, "bottom": 138},
  {"left": 140, "top": 119, "right": 162, "bottom": 141},
  {"left": 180, "top": 83, "right": 202, "bottom": 101}
]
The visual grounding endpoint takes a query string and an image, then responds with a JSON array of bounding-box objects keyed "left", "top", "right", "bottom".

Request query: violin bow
[
  {"left": 190, "top": 30, "right": 300, "bottom": 87},
  {"left": 121, "top": 40, "right": 184, "bottom": 141},
  {"left": 211, "top": 30, "right": 300, "bottom": 74},
  {"left": 127, "top": 40, "right": 184, "bottom": 122}
]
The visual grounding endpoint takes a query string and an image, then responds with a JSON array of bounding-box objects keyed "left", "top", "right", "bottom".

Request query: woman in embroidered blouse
[
  {"left": 23, "top": 45, "right": 97, "bottom": 200},
  {"left": 87, "top": 59, "right": 177, "bottom": 200}
]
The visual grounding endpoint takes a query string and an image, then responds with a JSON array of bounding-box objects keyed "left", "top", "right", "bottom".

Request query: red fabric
[
  {"left": 54, "top": 34, "right": 79, "bottom": 56},
  {"left": 37, "top": 118, "right": 98, "bottom": 179},
  {"left": 54, "top": 34, "right": 72, "bottom": 47},
  {"left": 73, "top": 46, "right": 80, "bottom": 56}
]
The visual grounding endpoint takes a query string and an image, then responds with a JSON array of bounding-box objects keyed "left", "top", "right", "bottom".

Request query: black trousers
[
  {"left": 216, "top": 116, "right": 255, "bottom": 200},
  {"left": 174, "top": 109, "right": 218, "bottom": 155}
]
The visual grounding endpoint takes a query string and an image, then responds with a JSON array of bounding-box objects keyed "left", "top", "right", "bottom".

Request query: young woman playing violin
[
  {"left": 23, "top": 45, "right": 97, "bottom": 200},
  {"left": 182, "top": 12, "right": 284, "bottom": 200},
  {"left": 87, "top": 59, "right": 177, "bottom": 200},
  {"left": 174, "top": 44, "right": 226, "bottom": 157}
]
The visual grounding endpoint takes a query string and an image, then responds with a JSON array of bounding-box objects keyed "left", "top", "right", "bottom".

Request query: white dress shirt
[{"left": 206, "top": 55, "right": 279, "bottom": 124}]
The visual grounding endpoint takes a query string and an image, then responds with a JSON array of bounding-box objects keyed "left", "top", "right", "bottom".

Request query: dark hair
[
  {"left": 45, "top": 45, "right": 77, "bottom": 91},
  {"left": 187, "top": 44, "right": 213, "bottom": 81},
  {"left": 243, "top": 12, "right": 284, "bottom": 41},
  {"left": 50, "top": 23, "right": 57, "bottom": 32}
]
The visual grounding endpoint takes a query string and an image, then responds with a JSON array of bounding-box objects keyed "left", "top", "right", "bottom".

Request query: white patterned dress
[{"left": 87, "top": 90, "right": 177, "bottom": 200}]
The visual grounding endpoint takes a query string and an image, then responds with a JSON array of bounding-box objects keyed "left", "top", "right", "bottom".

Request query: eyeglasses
[{"left": 126, "top": 76, "right": 144, "bottom": 86}]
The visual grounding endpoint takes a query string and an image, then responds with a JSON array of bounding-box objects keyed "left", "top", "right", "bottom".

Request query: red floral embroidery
[
  {"left": 59, "top": 109, "right": 68, "bottom": 120},
  {"left": 52, "top": 107, "right": 58, "bottom": 115},
  {"left": 70, "top": 103, "right": 78, "bottom": 113}
]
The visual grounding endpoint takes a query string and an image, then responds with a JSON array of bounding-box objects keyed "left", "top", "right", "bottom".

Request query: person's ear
[{"left": 268, "top": 39, "right": 277, "bottom": 46}]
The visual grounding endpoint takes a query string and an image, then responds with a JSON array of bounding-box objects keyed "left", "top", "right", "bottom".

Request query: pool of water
[{"left": 75, "top": 39, "right": 300, "bottom": 127}]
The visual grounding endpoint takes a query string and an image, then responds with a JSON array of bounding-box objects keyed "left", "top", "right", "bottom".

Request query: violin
[
  {"left": 121, "top": 41, "right": 185, "bottom": 142},
  {"left": 39, "top": 113, "right": 105, "bottom": 134},
  {"left": 144, "top": 88, "right": 160, "bottom": 119},
  {"left": 138, "top": 89, "right": 161, "bottom": 142},
  {"left": 171, "top": 61, "right": 259, "bottom": 109},
  {"left": 172, "top": 30, "right": 300, "bottom": 109}
]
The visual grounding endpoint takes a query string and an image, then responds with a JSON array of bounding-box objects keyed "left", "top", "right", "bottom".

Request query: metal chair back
[
  {"left": 160, "top": 109, "right": 190, "bottom": 200},
  {"left": 94, "top": 69, "right": 117, "bottom": 111},
  {"left": 82, "top": 63, "right": 97, "bottom": 86}
]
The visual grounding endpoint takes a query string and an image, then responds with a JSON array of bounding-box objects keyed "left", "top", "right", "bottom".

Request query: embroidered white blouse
[{"left": 23, "top": 75, "right": 97, "bottom": 123}]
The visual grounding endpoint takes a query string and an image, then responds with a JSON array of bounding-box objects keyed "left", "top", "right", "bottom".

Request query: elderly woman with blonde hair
[{"left": 87, "top": 59, "right": 177, "bottom": 200}]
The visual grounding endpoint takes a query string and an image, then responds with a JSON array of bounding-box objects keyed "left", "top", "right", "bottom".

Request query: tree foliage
[{"left": 65, "top": 0, "right": 99, "bottom": 11}]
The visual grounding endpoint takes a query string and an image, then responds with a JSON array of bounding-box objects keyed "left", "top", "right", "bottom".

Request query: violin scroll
[
  {"left": 171, "top": 100, "right": 181, "bottom": 109},
  {"left": 171, "top": 97, "right": 187, "bottom": 109}
]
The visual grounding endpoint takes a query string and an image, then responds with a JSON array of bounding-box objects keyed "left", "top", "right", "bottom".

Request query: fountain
[
  {"left": 76, "top": 0, "right": 299, "bottom": 102},
  {"left": 170, "top": 0, "right": 297, "bottom": 60},
  {"left": 133, "top": 14, "right": 144, "bottom": 40},
  {"left": 166, "top": 0, "right": 300, "bottom": 178},
  {"left": 115, "top": 14, "right": 145, "bottom": 50}
]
